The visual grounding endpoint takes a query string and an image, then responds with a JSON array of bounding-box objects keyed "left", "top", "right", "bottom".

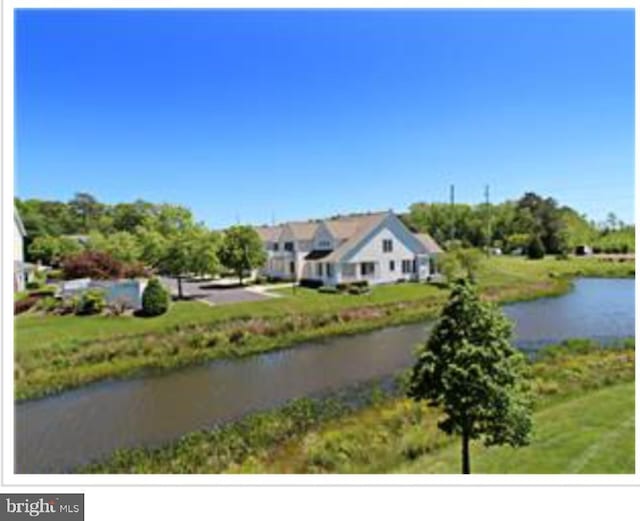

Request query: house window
[
  {"left": 272, "top": 242, "right": 279, "bottom": 252},
  {"left": 326, "top": 263, "right": 333, "bottom": 277},
  {"left": 318, "top": 240, "right": 331, "bottom": 249},
  {"left": 402, "top": 260, "right": 414, "bottom": 274},
  {"left": 284, "top": 242, "right": 294, "bottom": 252},
  {"left": 389, "top": 260, "right": 395, "bottom": 272},
  {"left": 382, "top": 239, "right": 393, "bottom": 253},
  {"left": 429, "top": 257, "right": 437, "bottom": 274},
  {"left": 361, "top": 262, "right": 375, "bottom": 276},
  {"left": 342, "top": 264, "right": 356, "bottom": 278},
  {"left": 317, "top": 263, "right": 324, "bottom": 277}
]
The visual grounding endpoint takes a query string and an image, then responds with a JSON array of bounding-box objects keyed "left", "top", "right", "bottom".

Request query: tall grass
[
  {"left": 82, "top": 338, "right": 634, "bottom": 474},
  {"left": 15, "top": 256, "right": 633, "bottom": 400}
]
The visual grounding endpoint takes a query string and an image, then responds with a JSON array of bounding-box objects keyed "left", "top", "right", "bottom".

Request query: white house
[
  {"left": 255, "top": 211, "right": 442, "bottom": 286},
  {"left": 14, "top": 209, "right": 35, "bottom": 292}
]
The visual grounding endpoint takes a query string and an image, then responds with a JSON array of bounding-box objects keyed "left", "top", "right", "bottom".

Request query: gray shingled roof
[
  {"left": 255, "top": 225, "right": 283, "bottom": 242},
  {"left": 253, "top": 211, "right": 443, "bottom": 260},
  {"left": 323, "top": 212, "right": 390, "bottom": 262}
]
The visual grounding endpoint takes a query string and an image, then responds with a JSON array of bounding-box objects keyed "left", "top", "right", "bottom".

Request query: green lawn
[
  {"left": 14, "top": 255, "right": 633, "bottom": 400},
  {"left": 16, "top": 277, "right": 445, "bottom": 354},
  {"left": 396, "top": 382, "right": 635, "bottom": 474},
  {"left": 19, "top": 256, "right": 627, "bottom": 352}
]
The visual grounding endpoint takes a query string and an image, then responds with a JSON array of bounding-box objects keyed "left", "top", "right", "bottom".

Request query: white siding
[
  {"left": 312, "top": 223, "right": 336, "bottom": 251},
  {"left": 14, "top": 218, "right": 24, "bottom": 263},
  {"left": 345, "top": 226, "right": 418, "bottom": 284}
]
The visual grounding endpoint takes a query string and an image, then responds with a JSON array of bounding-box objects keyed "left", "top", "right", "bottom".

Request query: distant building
[
  {"left": 575, "top": 245, "right": 593, "bottom": 256},
  {"left": 14, "top": 209, "right": 35, "bottom": 292},
  {"left": 255, "top": 211, "right": 442, "bottom": 286}
]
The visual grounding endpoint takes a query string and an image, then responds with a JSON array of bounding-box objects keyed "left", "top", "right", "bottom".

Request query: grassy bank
[
  {"left": 396, "top": 383, "right": 635, "bottom": 474},
  {"left": 15, "top": 256, "right": 633, "bottom": 400},
  {"left": 83, "top": 339, "right": 635, "bottom": 474}
]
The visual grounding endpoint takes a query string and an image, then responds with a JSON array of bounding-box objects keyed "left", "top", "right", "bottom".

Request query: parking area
[{"left": 159, "top": 277, "right": 277, "bottom": 305}]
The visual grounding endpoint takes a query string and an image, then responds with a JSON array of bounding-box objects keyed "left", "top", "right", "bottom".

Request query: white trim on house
[
  {"left": 14, "top": 208, "right": 28, "bottom": 292},
  {"left": 255, "top": 211, "right": 442, "bottom": 286}
]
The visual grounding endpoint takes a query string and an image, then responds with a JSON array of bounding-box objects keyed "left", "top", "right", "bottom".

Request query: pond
[{"left": 14, "top": 278, "right": 635, "bottom": 473}]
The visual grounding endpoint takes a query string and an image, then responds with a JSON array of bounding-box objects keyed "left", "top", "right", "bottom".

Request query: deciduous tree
[
  {"left": 408, "top": 278, "right": 533, "bottom": 474},
  {"left": 218, "top": 226, "right": 266, "bottom": 285}
]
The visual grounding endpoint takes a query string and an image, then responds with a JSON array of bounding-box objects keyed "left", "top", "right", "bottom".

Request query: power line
[{"left": 485, "top": 184, "right": 491, "bottom": 255}]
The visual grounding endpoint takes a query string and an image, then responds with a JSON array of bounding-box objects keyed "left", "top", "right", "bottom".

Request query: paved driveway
[{"left": 159, "top": 277, "right": 274, "bottom": 305}]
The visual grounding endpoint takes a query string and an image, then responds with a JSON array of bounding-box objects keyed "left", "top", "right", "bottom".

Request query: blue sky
[{"left": 15, "top": 9, "right": 635, "bottom": 227}]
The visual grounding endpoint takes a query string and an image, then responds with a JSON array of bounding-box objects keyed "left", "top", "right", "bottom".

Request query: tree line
[
  {"left": 16, "top": 190, "right": 634, "bottom": 286},
  {"left": 404, "top": 191, "right": 634, "bottom": 256},
  {"left": 16, "top": 193, "right": 266, "bottom": 297}
]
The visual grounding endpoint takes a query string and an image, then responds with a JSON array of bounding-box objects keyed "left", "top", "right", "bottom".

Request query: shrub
[
  {"left": 352, "top": 280, "right": 369, "bottom": 289},
  {"left": 28, "top": 287, "right": 57, "bottom": 298},
  {"left": 75, "top": 289, "right": 106, "bottom": 316},
  {"left": 46, "top": 269, "right": 64, "bottom": 281},
  {"left": 336, "top": 283, "right": 350, "bottom": 292},
  {"left": 527, "top": 235, "right": 545, "bottom": 260},
  {"left": 63, "top": 251, "right": 125, "bottom": 280},
  {"left": 299, "top": 279, "right": 324, "bottom": 289},
  {"left": 318, "top": 286, "right": 338, "bottom": 294},
  {"left": 36, "top": 296, "right": 60, "bottom": 313},
  {"left": 57, "top": 296, "right": 79, "bottom": 315},
  {"left": 26, "top": 280, "right": 42, "bottom": 290},
  {"left": 107, "top": 298, "right": 130, "bottom": 317},
  {"left": 122, "top": 261, "right": 149, "bottom": 279},
  {"left": 141, "top": 278, "right": 170, "bottom": 317}
]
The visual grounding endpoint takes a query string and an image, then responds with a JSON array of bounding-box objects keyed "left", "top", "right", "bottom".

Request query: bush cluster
[
  {"left": 527, "top": 235, "right": 545, "bottom": 260},
  {"left": 75, "top": 289, "right": 107, "bottom": 315},
  {"left": 62, "top": 251, "right": 147, "bottom": 280},
  {"left": 318, "top": 281, "right": 370, "bottom": 295}
]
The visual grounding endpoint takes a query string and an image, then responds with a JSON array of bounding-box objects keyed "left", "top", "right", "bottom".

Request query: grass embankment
[
  {"left": 15, "top": 256, "right": 633, "bottom": 400},
  {"left": 83, "top": 339, "right": 635, "bottom": 474}
]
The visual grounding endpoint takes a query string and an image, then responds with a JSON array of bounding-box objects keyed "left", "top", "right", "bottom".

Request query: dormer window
[
  {"left": 318, "top": 240, "right": 331, "bottom": 249},
  {"left": 382, "top": 239, "right": 393, "bottom": 253},
  {"left": 284, "top": 242, "right": 294, "bottom": 252}
]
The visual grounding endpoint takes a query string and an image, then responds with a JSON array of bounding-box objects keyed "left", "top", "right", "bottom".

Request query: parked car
[{"left": 575, "top": 245, "right": 593, "bottom": 256}]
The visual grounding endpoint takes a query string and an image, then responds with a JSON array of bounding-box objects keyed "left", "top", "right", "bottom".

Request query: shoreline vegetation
[
  {"left": 81, "top": 338, "right": 635, "bottom": 474},
  {"left": 15, "top": 256, "right": 634, "bottom": 401}
]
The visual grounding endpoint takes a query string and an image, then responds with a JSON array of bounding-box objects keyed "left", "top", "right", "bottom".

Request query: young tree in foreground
[
  {"left": 408, "top": 278, "right": 533, "bottom": 474},
  {"left": 218, "top": 226, "right": 267, "bottom": 285}
]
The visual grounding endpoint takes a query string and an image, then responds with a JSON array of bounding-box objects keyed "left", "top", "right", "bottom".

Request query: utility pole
[
  {"left": 449, "top": 184, "right": 455, "bottom": 243},
  {"left": 485, "top": 184, "right": 491, "bottom": 256}
]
